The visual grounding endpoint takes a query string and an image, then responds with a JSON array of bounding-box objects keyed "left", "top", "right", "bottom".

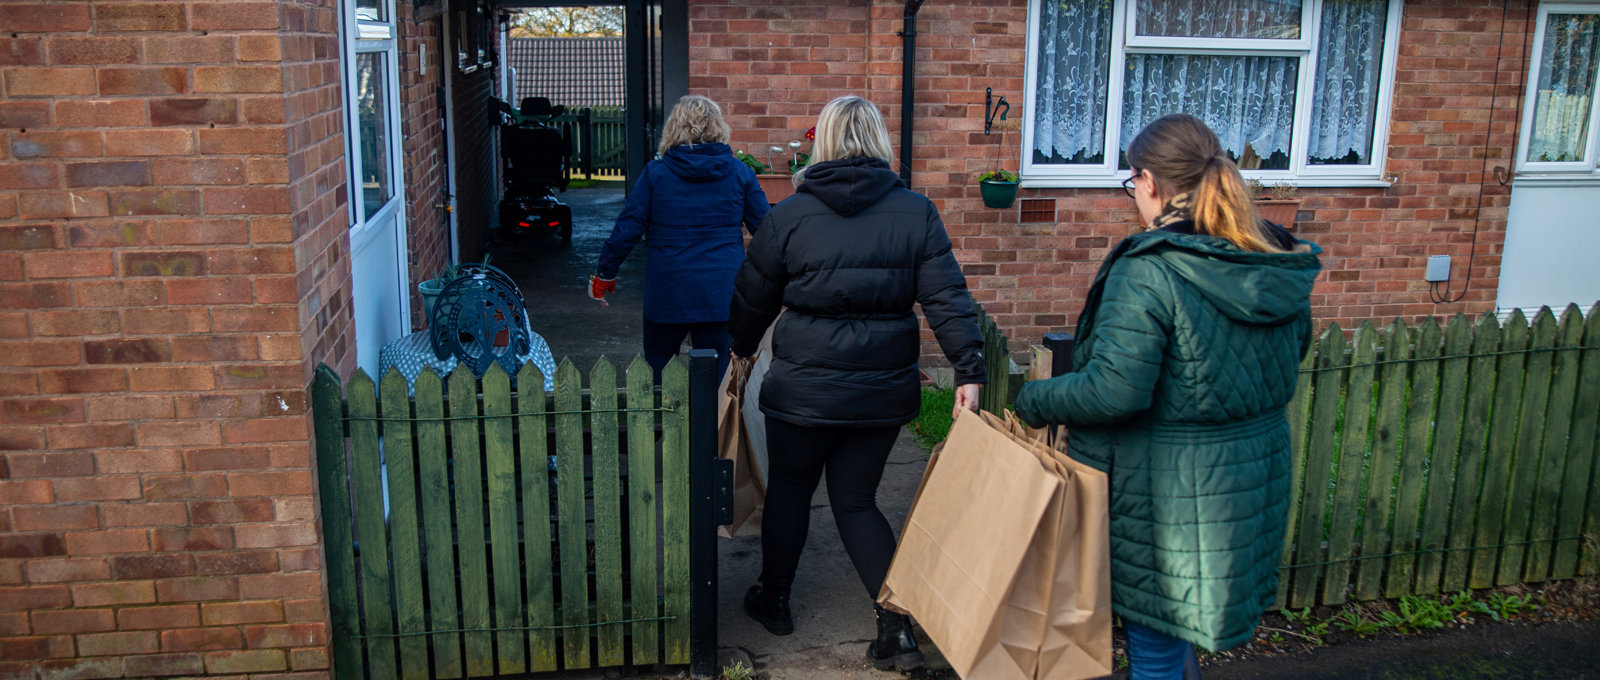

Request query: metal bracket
[{"left": 985, "top": 87, "right": 1010, "bottom": 135}]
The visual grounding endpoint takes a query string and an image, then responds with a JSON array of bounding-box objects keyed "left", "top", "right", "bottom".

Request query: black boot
[
  {"left": 867, "top": 605, "right": 923, "bottom": 671},
  {"left": 743, "top": 580, "right": 793, "bottom": 636}
]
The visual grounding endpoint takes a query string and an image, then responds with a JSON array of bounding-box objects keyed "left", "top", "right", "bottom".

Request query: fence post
[
  {"left": 1043, "top": 332, "right": 1075, "bottom": 377},
  {"left": 580, "top": 107, "right": 595, "bottom": 179},
  {"left": 687, "top": 349, "right": 728, "bottom": 678}
]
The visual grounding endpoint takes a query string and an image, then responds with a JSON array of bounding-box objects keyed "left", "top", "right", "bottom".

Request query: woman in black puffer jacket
[{"left": 728, "top": 95, "right": 987, "bottom": 672}]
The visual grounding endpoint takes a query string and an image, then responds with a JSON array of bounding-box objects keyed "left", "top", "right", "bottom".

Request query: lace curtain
[
  {"left": 1033, "top": 0, "right": 1389, "bottom": 168},
  {"left": 1136, "top": 0, "right": 1303, "bottom": 39},
  {"left": 1031, "top": 0, "right": 1113, "bottom": 164},
  {"left": 1307, "top": 0, "right": 1388, "bottom": 164},
  {"left": 1527, "top": 13, "right": 1600, "bottom": 163}
]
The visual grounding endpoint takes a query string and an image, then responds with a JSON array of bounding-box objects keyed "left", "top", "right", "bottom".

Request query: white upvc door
[
  {"left": 1499, "top": 3, "right": 1600, "bottom": 317},
  {"left": 342, "top": 0, "right": 410, "bottom": 377}
]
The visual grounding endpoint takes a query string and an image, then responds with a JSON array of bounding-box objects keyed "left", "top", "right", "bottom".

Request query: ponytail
[
  {"left": 1127, "top": 114, "right": 1289, "bottom": 253},
  {"left": 1192, "top": 155, "right": 1282, "bottom": 253}
]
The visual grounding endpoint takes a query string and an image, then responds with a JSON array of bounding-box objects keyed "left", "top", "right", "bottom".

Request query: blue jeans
[
  {"left": 1124, "top": 620, "right": 1201, "bottom": 680},
  {"left": 641, "top": 319, "right": 730, "bottom": 382}
]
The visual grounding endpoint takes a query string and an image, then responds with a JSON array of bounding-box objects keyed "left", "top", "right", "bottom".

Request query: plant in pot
[
  {"left": 1248, "top": 179, "right": 1301, "bottom": 229},
  {"left": 977, "top": 169, "right": 1020, "bottom": 209},
  {"left": 419, "top": 253, "right": 494, "bottom": 324}
]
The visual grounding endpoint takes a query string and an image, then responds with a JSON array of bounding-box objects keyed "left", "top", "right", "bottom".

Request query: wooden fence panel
[
  {"left": 1473, "top": 312, "right": 1530, "bottom": 588},
  {"left": 348, "top": 373, "right": 397, "bottom": 680},
  {"left": 1387, "top": 319, "right": 1441, "bottom": 598},
  {"left": 1442, "top": 313, "right": 1503, "bottom": 592},
  {"left": 1525, "top": 309, "right": 1582, "bottom": 582},
  {"left": 662, "top": 359, "right": 692, "bottom": 664},
  {"left": 1557, "top": 305, "right": 1600, "bottom": 578},
  {"left": 447, "top": 367, "right": 494, "bottom": 677},
  {"left": 1416, "top": 317, "right": 1470, "bottom": 594},
  {"left": 413, "top": 370, "right": 462, "bottom": 678},
  {"left": 1355, "top": 320, "right": 1411, "bottom": 600},
  {"left": 1274, "top": 348, "right": 1315, "bottom": 609},
  {"left": 553, "top": 360, "right": 589, "bottom": 669},
  {"left": 1323, "top": 323, "right": 1379, "bottom": 605},
  {"left": 591, "top": 359, "right": 627, "bottom": 666},
  {"left": 483, "top": 368, "right": 526, "bottom": 674},
  {"left": 627, "top": 357, "right": 662, "bottom": 665},
  {"left": 1498, "top": 311, "right": 1558, "bottom": 585},
  {"left": 1290, "top": 325, "right": 1346, "bottom": 609},
  {"left": 516, "top": 364, "right": 558, "bottom": 672},
  {"left": 379, "top": 371, "right": 429, "bottom": 680},
  {"left": 312, "top": 368, "right": 364, "bottom": 680}
]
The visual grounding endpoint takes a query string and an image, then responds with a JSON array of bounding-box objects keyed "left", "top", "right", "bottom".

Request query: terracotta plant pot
[
  {"left": 980, "top": 180, "right": 1019, "bottom": 209},
  {"left": 756, "top": 173, "right": 796, "bottom": 205},
  {"left": 1255, "top": 198, "right": 1301, "bottom": 229}
]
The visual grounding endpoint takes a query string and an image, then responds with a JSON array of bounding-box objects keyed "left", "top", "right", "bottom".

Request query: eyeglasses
[{"left": 1120, "top": 172, "right": 1139, "bottom": 199}]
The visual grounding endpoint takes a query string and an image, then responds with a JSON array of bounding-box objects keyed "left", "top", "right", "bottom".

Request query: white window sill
[{"left": 1509, "top": 173, "right": 1600, "bottom": 188}]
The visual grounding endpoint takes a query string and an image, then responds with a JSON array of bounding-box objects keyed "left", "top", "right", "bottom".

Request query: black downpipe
[{"left": 899, "top": 0, "right": 927, "bottom": 187}]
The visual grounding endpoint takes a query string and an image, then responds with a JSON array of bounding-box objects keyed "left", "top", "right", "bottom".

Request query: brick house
[{"left": 4, "top": 0, "right": 1599, "bottom": 678}]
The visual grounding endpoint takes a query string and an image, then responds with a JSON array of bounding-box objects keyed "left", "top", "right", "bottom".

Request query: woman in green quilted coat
[{"left": 1015, "top": 114, "right": 1322, "bottom": 679}]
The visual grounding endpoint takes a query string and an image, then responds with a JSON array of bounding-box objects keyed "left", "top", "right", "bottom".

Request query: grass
[{"left": 909, "top": 386, "right": 955, "bottom": 451}]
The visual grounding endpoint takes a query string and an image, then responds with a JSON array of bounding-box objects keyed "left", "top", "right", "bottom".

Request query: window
[
  {"left": 1516, "top": 4, "right": 1600, "bottom": 179},
  {"left": 342, "top": 0, "right": 401, "bottom": 227},
  {"left": 1022, "top": 0, "right": 1402, "bottom": 187}
]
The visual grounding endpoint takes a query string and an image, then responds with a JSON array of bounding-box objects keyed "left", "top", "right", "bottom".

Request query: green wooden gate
[{"left": 312, "top": 353, "right": 727, "bottom": 679}]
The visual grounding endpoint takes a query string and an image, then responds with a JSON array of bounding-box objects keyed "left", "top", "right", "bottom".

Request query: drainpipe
[{"left": 899, "top": 0, "right": 927, "bottom": 187}]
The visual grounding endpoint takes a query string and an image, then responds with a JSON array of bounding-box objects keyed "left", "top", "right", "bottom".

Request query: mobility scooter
[{"left": 495, "top": 96, "right": 573, "bottom": 245}]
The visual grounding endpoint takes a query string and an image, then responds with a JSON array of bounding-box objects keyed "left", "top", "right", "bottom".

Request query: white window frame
[
  {"left": 1021, "top": 0, "right": 1403, "bottom": 188},
  {"left": 1513, "top": 2, "right": 1600, "bottom": 184},
  {"left": 339, "top": 0, "right": 405, "bottom": 235}
]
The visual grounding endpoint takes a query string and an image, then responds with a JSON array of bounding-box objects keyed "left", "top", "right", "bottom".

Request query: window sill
[
  {"left": 1018, "top": 176, "right": 1394, "bottom": 190},
  {"left": 1509, "top": 174, "right": 1600, "bottom": 188}
]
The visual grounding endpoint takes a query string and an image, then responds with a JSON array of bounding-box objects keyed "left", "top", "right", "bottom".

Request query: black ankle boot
[
  {"left": 867, "top": 605, "right": 923, "bottom": 671},
  {"left": 743, "top": 581, "right": 793, "bottom": 636}
]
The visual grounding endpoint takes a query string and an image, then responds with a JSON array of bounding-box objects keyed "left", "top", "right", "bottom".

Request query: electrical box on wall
[{"left": 1425, "top": 255, "right": 1452, "bottom": 283}]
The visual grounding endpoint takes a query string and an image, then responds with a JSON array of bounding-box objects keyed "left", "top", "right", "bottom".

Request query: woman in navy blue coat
[{"left": 591, "top": 95, "right": 769, "bottom": 379}]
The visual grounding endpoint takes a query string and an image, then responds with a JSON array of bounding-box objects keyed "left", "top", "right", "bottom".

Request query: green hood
[{"left": 1124, "top": 230, "right": 1322, "bottom": 326}]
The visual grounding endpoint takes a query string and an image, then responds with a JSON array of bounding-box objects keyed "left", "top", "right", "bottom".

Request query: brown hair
[{"left": 1126, "top": 114, "right": 1285, "bottom": 253}]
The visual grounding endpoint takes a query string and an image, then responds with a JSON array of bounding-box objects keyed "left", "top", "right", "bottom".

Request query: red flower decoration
[{"left": 805, "top": 126, "right": 816, "bottom": 141}]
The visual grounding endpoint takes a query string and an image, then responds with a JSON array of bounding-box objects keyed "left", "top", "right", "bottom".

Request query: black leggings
[{"left": 759, "top": 417, "right": 902, "bottom": 599}]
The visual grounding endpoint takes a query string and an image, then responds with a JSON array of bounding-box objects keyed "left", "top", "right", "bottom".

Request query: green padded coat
[{"left": 1015, "top": 226, "right": 1322, "bottom": 652}]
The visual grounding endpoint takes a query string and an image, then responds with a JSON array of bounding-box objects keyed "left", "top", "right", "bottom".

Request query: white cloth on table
[{"left": 377, "top": 326, "right": 557, "bottom": 394}]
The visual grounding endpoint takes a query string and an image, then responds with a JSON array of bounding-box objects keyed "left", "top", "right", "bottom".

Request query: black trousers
[
  {"left": 641, "top": 318, "right": 730, "bottom": 382},
  {"left": 759, "top": 417, "right": 903, "bottom": 599}
]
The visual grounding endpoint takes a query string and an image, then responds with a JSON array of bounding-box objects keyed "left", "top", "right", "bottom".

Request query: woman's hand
[
  {"left": 952, "top": 383, "right": 980, "bottom": 419},
  {"left": 589, "top": 274, "right": 616, "bottom": 307}
]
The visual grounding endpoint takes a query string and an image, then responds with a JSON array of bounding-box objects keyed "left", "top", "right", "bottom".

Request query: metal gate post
[
  {"left": 687, "top": 350, "right": 731, "bottom": 678},
  {"left": 1043, "top": 332, "right": 1075, "bottom": 377}
]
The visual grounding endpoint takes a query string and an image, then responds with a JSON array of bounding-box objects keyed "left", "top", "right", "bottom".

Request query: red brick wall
[
  {"left": 400, "top": 9, "right": 451, "bottom": 331},
  {"left": 1, "top": 1, "right": 339, "bottom": 677},
  {"left": 448, "top": 0, "right": 500, "bottom": 265},
  {"left": 690, "top": 0, "right": 1522, "bottom": 361}
]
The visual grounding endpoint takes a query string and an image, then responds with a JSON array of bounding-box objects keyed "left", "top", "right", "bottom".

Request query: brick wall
[
  {"left": 449, "top": 0, "right": 499, "bottom": 265},
  {"left": 400, "top": 8, "right": 451, "bottom": 331},
  {"left": 1, "top": 1, "right": 339, "bottom": 677},
  {"left": 690, "top": 0, "right": 1522, "bottom": 361}
]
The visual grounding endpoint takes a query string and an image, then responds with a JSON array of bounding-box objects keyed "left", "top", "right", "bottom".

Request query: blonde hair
[
  {"left": 796, "top": 96, "right": 895, "bottom": 184},
  {"left": 658, "top": 95, "right": 731, "bottom": 155},
  {"left": 1127, "top": 114, "right": 1285, "bottom": 253}
]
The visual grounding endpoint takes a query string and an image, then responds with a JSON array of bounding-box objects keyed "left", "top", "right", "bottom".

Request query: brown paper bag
[
  {"left": 716, "top": 339, "right": 770, "bottom": 538},
  {"left": 879, "top": 410, "right": 1111, "bottom": 680}
]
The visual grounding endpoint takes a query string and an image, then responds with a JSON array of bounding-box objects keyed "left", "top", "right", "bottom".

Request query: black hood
[{"left": 796, "top": 157, "right": 903, "bottom": 216}]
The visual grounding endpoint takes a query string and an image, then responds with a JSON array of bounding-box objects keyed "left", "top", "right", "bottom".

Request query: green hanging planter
[{"left": 979, "top": 179, "right": 1019, "bottom": 209}]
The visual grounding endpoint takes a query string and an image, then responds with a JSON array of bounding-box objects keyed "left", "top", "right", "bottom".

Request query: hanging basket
[{"left": 979, "top": 180, "right": 1019, "bottom": 209}]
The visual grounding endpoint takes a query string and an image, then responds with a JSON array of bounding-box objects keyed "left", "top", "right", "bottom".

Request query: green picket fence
[
  {"left": 1276, "top": 304, "right": 1600, "bottom": 609},
  {"left": 1001, "top": 303, "right": 1600, "bottom": 609},
  {"left": 311, "top": 356, "right": 716, "bottom": 679},
  {"left": 976, "top": 305, "right": 1030, "bottom": 416}
]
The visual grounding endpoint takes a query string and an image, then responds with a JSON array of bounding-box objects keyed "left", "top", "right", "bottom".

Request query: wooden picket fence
[
  {"left": 1275, "top": 304, "right": 1600, "bottom": 608},
  {"left": 311, "top": 354, "right": 725, "bottom": 680},
  {"left": 976, "top": 305, "right": 1030, "bottom": 415},
  {"left": 1016, "top": 304, "right": 1600, "bottom": 609}
]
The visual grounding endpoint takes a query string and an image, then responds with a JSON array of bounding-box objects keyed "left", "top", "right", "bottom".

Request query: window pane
[
  {"left": 1033, "top": 0, "right": 1114, "bottom": 165},
  {"left": 1307, "top": 0, "right": 1388, "bottom": 165},
  {"left": 1136, "top": 0, "right": 1302, "bottom": 40},
  {"left": 1528, "top": 13, "right": 1600, "bottom": 163},
  {"left": 356, "top": 0, "right": 384, "bottom": 22},
  {"left": 1121, "top": 54, "right": 1299, "bottom": 169},
  {"left": 356, "top": 53, "right": 392, "bottom": 221}
]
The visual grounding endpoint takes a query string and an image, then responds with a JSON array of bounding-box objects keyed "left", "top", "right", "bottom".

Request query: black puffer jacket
[{"left": 728, "top": 157, "right": 986, "bottom": 428}]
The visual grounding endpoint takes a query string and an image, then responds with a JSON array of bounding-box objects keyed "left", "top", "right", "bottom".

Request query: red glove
[{"left": 589, "top": 274, "right": 616, "bottom": 305}]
